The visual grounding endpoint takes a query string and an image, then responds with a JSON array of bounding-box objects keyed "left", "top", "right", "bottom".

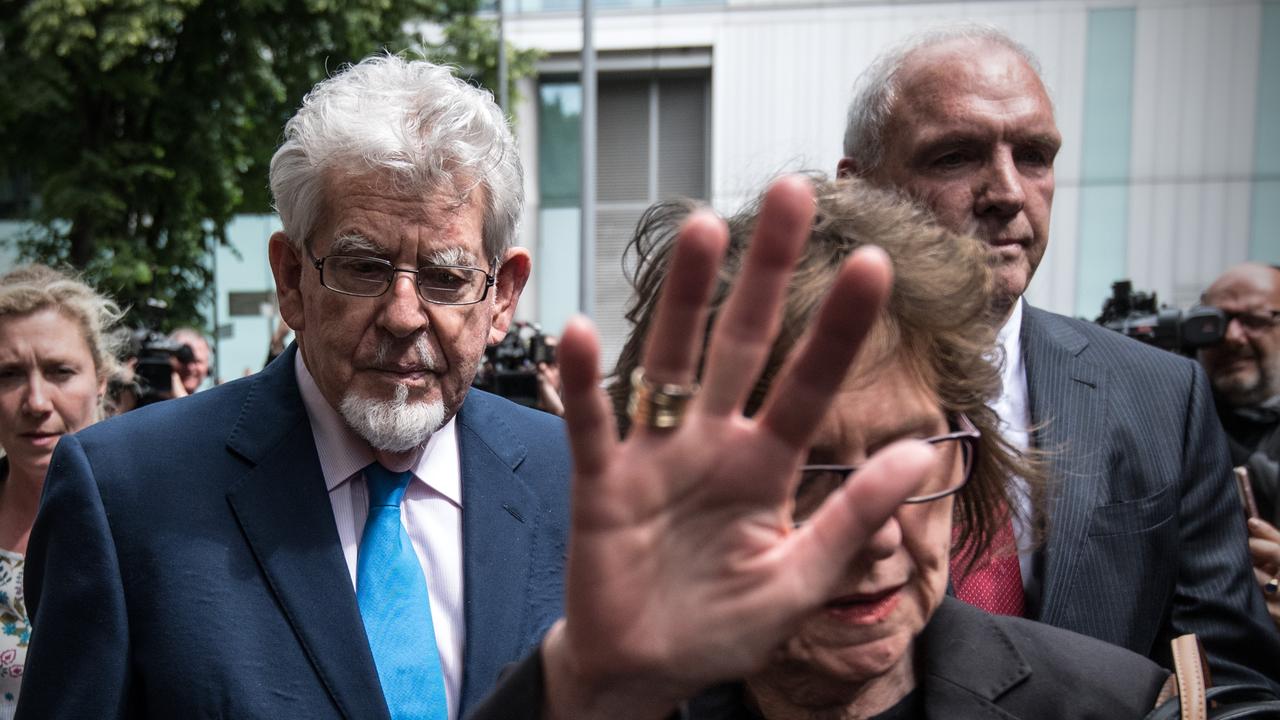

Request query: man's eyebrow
[
  {"left": 328, "top": 233, "right": 384, "bottom": 255},
  {"left": 913, "top": 129, "right": 1062, "bottom": 152},
  {"left": 425, "top": 246, "right": 476, "bottom": 266},
  {"left": 1018, "top": 132, "right": 1062, "bottom": 151}
]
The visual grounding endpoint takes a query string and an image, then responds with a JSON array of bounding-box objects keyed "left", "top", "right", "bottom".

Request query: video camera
[
  {"left": 472, "top": 322, "right": 557, "bottom": 408},
  {"left": 128, "top": 329, "right": 197, "bottom": 406},
  {"left": 1095, "top": 280, "right": 1225, "bottom": 356}
]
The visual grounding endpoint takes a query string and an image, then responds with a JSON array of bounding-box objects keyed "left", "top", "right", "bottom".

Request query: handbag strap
[{"left": 1169, "top": 634, "right": 1212, "bottom": 720}]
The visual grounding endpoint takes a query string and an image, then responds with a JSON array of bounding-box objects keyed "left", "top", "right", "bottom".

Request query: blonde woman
[{"left": 0, "top": 265, "right": 120, "bottom": 716}]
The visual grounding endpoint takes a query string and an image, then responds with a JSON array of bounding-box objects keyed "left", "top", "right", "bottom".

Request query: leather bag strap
[{"left": 1170, "top": 634, "right": 1212, "bottom": 720}]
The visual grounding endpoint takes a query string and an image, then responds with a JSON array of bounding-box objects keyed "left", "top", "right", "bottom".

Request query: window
[{"left": 535, "top": 70, "right": 710, "bottom": 373}]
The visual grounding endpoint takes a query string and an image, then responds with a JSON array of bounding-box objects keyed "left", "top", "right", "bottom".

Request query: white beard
[{"left": 339, "top": 382, "right": 446, "bottom": 453}]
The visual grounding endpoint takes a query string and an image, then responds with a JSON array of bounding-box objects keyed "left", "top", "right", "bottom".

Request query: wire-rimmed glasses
[
  {"left": 792, "top": 413, "right": 980, "bottom": 526},
  {"left": 310, "top": 252, "right": 497, "bottom": 306}
]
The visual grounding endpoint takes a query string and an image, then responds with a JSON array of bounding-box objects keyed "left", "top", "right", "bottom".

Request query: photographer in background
[
  {"left": 168, "top": 327, "right": 211, "bottom": 394},
  {"left": 535, "top": 335, "right": 563, "bottom": 416},
  {"left": 109, "top": 328, "right": 202, "bottom": 410},
  {"left": 1198, "top": 262, "right": 1280, "bottom": 624},
  {"left": 1200, "top": 263, "right": 1280, "bottom": 525},
  {"left": 473, "top": 322, "right": 563, "bottom": 415}
]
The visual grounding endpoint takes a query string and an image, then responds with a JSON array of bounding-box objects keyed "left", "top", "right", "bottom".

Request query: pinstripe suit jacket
[{"left": 1020, "top": 304, "right": 1280, "bottom": 689}]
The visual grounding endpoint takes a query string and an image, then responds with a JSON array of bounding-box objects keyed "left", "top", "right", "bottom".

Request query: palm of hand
[{"left": 546, "top": 178, "right": 936, "bottom": 719}]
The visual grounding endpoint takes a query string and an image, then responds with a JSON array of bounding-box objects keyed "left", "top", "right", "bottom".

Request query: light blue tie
[{"left": 357, "top": 463, "right": 449, "bottom": 720}]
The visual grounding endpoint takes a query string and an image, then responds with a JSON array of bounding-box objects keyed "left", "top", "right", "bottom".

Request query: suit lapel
[
  {"left": 921, "top": 599, "right": 1029, "bottom": 719},
  {"left": 224, "top": 347, "right": 389, "bottom": 720},
  {"left": 1020, "top": 306, "right": 1108, "bottom": 625},
  {"left": 455, "top": 392, "right": 540, "bottom": 714}
]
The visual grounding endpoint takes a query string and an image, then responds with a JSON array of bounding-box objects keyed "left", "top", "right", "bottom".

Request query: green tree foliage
[{"left": 0, "top": 0, "right": 537, "bottom": 330}]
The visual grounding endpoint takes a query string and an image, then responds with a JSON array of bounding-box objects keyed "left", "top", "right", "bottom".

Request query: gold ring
[
  {"left": 627, "top": 367, "right": 698, "bottom": 430},
  {"left": 1267, "top": 577, "right": 1279, "bottom": 596}
]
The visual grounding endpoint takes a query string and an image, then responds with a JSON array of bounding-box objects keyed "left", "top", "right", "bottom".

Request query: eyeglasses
[
  {"left": 309, "top": 252, "right": 497, "bottom": 306},
  {"left": 792, "top": 413, "right": 980, "bottom": 525},
  {"left": 1223, "top": 309, "right": 1280, "bottom": 332}
]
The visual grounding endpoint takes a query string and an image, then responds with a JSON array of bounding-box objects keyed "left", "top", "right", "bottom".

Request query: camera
[
  {"left": 1095, "top": 280, "right": 1225, "bottom": 355},
  {"left": 128, "top": 329, "right": 196, "bottom": 406},
  {"left": 472, "top": 322, "right": 557, "bottom": 408}
]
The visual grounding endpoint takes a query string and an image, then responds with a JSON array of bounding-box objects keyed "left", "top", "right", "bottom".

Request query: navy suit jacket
[
  {"left": 1020, "top": 305, "right": 1280, "bottom": 688},
  {"left": 16, "top": 346, "right": 571, "bottom": 719}
]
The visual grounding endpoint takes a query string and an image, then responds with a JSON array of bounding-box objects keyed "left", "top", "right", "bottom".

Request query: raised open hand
[{"left": 540, "top": 176, "right": 935, "bottom": 719}]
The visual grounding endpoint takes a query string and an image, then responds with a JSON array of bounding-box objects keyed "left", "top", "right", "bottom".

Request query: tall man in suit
[
  {"left": 837, "top": 24, "right": 1280, "bottom": 687},
  {"left": 16, "top": 55, "right": 570, "bottom": 719}
]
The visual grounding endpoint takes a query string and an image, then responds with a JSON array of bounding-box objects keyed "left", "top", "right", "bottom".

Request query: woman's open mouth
[{"left": 823, "top": 586, "right": 903, "bottom": 625}]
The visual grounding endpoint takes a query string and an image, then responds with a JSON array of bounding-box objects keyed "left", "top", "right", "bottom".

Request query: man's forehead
[
  {"left": 888, "top": 40, "right": 1058, "bottom": 136},
  {"left": 1206, "top": 265, "right": 1280, "bottom": 306},
  {"left": 314, "top": 172, "right": 484, "bottom": 255}
]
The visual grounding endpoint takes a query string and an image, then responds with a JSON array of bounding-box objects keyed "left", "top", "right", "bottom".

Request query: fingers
[
  {"left": 1249, "top": 518, "right": 1280, "bottom": 542},
  {"left": 1249, "top": 536, "right": 1280, "bottom": 567},
  {"left": 787, "top": 441, "right": 935, "bottom": 592},
  {"left": 756, "top": 246, "right": 892, "bottom": 448},
  {"left": 639, "top": 211, "right": 728, "bottom": 387},
  {"left": 559, "top": 316, "right": 618, "bottom": 479},
  {"left": 698, "top": 176, "right": 816, "bottom": 417}
]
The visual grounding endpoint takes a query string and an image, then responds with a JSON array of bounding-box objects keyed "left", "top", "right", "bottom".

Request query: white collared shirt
[
  {"left": 295, "top": 353, "right": 465, "bottom": 720},
  {"left": 990, "top": 300, "right": 1036, "bottom": 588}
]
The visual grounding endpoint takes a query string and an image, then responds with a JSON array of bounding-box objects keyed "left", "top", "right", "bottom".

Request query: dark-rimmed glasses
[
  {"left": 1222, "top": 309, "right": 1280, "bottom": 333},
  {"left": 792, "top": 413, "right": 980, "bottom": 525},
  {"left": 310, "top": 252, "right": 497, "bottom": 306}
]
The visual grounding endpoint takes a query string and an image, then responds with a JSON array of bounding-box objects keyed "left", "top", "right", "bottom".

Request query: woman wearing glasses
[{"left": 472, "top": 176, "right": 1170, "bottom": 720}]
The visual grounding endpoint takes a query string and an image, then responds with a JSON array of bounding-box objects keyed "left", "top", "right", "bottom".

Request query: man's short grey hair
[
  {"left": 269, "top": 54, "right": 523, "bottom": 263},
  {"left": 842, "top": 23, "right": 1045, "bottom": 172}
]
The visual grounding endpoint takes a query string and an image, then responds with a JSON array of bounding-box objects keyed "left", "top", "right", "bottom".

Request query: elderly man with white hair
[{"left": 16, "top": 55, "right": 571, "bottom": 720}]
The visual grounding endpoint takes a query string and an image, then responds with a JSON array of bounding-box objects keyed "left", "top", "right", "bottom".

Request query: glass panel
[
  {"left": 535, "top": 207, "right": 582, "bottom": 336},
  {"left": 538, "top": 82, "right": 583, "bottom": 208}
]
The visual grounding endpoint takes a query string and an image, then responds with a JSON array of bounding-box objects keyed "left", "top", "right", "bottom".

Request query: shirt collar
[
  {"left": 997, "top": 297, "right": 1023, "bottom": 355},
  {"left": 294, "top": 352, "right": 462, "bottom": 506},
  {"left": 995, "top": 298, "right": 1025, "bottom": 380}
]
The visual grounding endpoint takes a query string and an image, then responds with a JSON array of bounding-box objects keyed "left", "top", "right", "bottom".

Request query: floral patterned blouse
[{"left": 0, "top": 545, "right": 26, "bottom": 720}]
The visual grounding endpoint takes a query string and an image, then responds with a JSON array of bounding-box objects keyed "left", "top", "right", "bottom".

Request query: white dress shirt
[
  {"left": 295, "top": 353, "right": 465, "bottom": 720},
  {"left": 990, "top": 300, "right": 1036, "bottom": 589}
]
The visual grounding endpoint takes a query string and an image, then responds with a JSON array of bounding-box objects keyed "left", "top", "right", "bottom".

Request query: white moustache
[{"left": 372, "top": 334, "right": 438, "bottom": 371}]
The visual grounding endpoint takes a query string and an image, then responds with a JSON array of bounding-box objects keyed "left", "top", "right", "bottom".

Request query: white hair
[
  {"left": 842, "top": 23, "right": 1046, "bottom": 172},
  {"left": 340, "top": 333, "right": 443, "bottom": 451},
  {"left": 269, "top": 54, "right": 523, "bottom": 263},
  {"left": 340, "top": 384, "right": 447, "bottom": 453}
]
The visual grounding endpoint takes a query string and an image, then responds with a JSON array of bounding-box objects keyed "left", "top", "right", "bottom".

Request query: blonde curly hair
[{"left": 0, "top": 264, "right": 125, "bottom": 386}]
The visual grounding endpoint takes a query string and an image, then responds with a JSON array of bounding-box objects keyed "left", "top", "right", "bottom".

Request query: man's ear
[
  {"left": 488, "top": 247, "right": 532, "bottom": 345},
  {"left": 836, "top": 156, "right": 861, "bottom": 179},
  {"left": 269, "top": 232, "right": 306, "bottom": 333}
]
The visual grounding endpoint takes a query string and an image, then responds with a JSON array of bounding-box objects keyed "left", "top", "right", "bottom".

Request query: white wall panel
[{"left": 1127, "top": 1, "right": 1262, "bottom": 309}]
